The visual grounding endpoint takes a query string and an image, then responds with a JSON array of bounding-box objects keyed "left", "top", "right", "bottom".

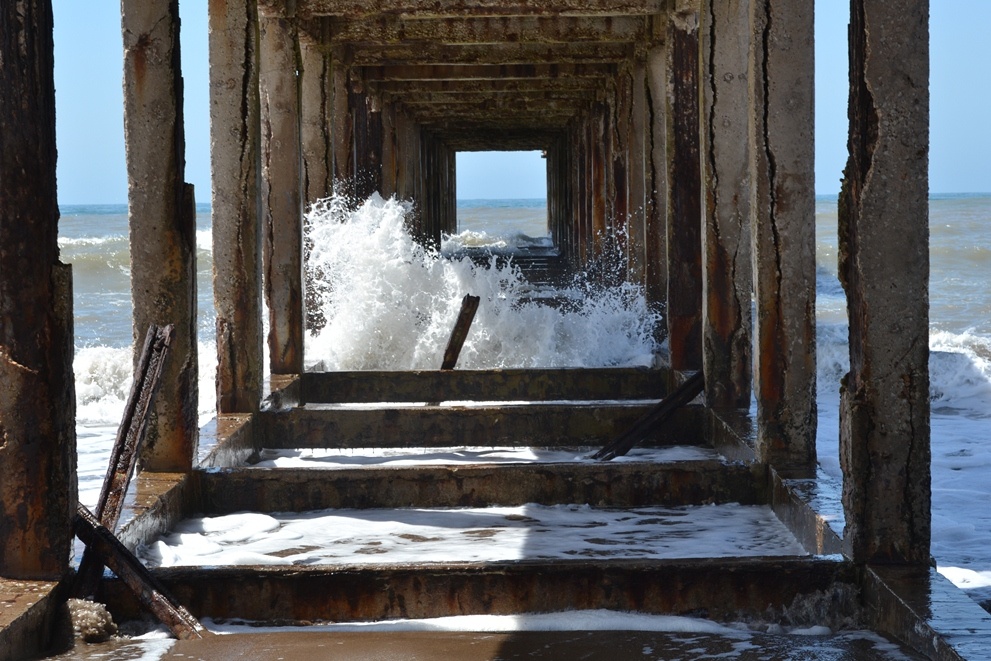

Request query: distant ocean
[{"left": 60, "top": 194, "right": 991, "bottom": 604}]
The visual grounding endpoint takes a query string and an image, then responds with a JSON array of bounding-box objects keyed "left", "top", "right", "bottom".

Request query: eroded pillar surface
[
  {"left": 751, "top": 0, "right": 816, "bottom": 469},
  {"left": 260, "top": 10, "right": 304, "bottom": 374},
  {"left": 700, "top": 0, "right": 753, "bottom": 409},
  {"left": 0, "top": 0, "right": 76, "bottom": 579},
  {"left": 839, "top": 0, "right": 930, "bottom": 565},
  {"left": 209, "top": 0, "right": 264, "bottom": 414},
  {"left": 122, "top": 0, "right": 199, "bottom": 471}
]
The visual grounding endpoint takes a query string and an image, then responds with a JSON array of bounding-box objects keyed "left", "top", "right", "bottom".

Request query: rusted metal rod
[
  {"left": 75, "top": 324, "right": 174, "bottom": 599},
  {"left": 73, "top": 504, "right": 209, "bottom": 640},
  {"left": 441, "top": 294, "right": 480, "bottom": 370},
  {"left": 591, "top": 370, "right": 704, "bottom": 461}
]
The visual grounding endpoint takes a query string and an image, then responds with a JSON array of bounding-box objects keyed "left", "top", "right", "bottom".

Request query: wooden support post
[
  {"left": 666, "top": 4, "right": 703, "bottom": 371},
  {"left": 75, "top": 325, "right": 174, "bottom": 599},
  {"left": 751, "top": 0, "right": 816, "bottom": 469},
  {"left": 0, "top": 0, "right": 75, "bottom": 579},
  {"left": 260, "top": 9, "right": 305, "bottom": 374},
  {"left": 210, "top": 0, "right": 264, "bottom": 414},
  {"left": 74, "top": 505, "right": 209, "bottom": 640},
  {"left": 839, "top": 0, "right": 930, "bottom": 564},
  {"left": 122, "top": 0, "right": 198, "bottom": 471},
  {"left": 645, "top": 37, "right": 669, "bottom": 313},
  {"left": 700, "top": 0, "right": 753, "bottom": 409},
  {"left": 441, "top": 295, "right": 481, "bottom": 370}
]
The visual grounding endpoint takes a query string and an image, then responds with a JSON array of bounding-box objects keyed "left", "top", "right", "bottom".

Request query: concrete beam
[
  {"left": 260, "top": 12, "right": 305, "bottom": 374},
  {"left": 322, "top": 15, "right": 648, "bottom": 44},
  {"left": 700, "top": 0, "right": 753, "bottom": 409},
  {"left": 122, "top": 0, "right": 199, "bottom": 471},
  {"left": 359, "top": 63, "right": 616, "bottom": 82},
  {"left": 0, "top": 0, "right": 75, "bottom": 580},
  {"left": 751, "top": 0, "right": 816, "bottom": 469},
  {"left": 297, "top": 0, "right": 667, "bottom": 19},
  {"left": 210, "top": 0, "right": 264, "bottom": 413},
  {"left": 839, "top": 0, "right": 930, "bottom": 565},
  {"left": 339, "top": 41, "right": 634, "bottom": 67}
]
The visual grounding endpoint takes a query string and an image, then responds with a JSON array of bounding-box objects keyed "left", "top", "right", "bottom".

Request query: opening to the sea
[{"left": 452, "top": 150, "right": 551, "bottom": 254}]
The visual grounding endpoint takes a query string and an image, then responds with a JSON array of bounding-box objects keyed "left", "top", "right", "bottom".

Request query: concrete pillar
[
  {"left": 381, "top": 102, "right": 398, "bottom": 198},
  {"left": 751, "top": 0, "right": 816, "bottom": 468},
  {"left": 839, "top": 0, "right": 930, "bottom": 565},
  {"left": 300, "top": 27, "right": 332, "bottom": 205},
  {"left": 259, "top": 10, "right": 304, "bottom": 374},
  {"left": 645, "top": 38, "right": 669, "bottom": 312},
  {"left": 0, "top": 0, "right": 75, "bottom": 579},
  {"left": 331, "top": 56, "right": 354, "bottom": 198},
  {"left": 666, "top": 4, "right": 703, "bottom": 371},
  {"left": 352, "top": 84, "right": 383, "bottom": 201},
  {"left": 699, "top": 0, "right": 753, "bottom": 409},
  {"left": 591, "top": 103, "right": 608, "bottom": 259},
  {"left": 121, "top": 0, "right": 199, "bottom": 470},
  {"left": 210, "top": 0, "right": 264, "bottom": 414},
  {"left": 627, "top": 55, "right": 648, "bottom": 285}
]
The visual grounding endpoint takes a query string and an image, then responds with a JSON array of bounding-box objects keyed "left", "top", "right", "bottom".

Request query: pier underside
[{"left": 3, "top": 0, "right": 987, "bottom": 659}]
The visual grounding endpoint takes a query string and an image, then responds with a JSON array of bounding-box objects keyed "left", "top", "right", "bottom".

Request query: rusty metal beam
[{"left": 296, "top": 0, "right": 667, "bottom": 19}]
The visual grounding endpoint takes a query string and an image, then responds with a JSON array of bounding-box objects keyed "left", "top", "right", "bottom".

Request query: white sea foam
[{"left": 303, "top": 193, "right": 661, "bottom": 371}]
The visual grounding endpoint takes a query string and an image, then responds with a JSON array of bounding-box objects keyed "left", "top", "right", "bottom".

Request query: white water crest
[{"left": 303, "top": 193, "right": 661, "bottom": 371}]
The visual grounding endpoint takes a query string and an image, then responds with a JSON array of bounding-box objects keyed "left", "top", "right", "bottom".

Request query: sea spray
[{"left": 303, "top": 193, "right": 661, "bottom": 370}]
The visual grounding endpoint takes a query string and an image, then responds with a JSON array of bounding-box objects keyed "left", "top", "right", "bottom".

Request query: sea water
[{"left": 60, "top": 193, "right": 991, "bottom": 605}]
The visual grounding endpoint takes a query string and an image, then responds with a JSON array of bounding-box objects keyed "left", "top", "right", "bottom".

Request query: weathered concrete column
[
  {"left": 0, "top": 0, "right": 76, "bottom": 578},
  {"left": 666, "top": 3, "right": 703, "bottom": 371},
  {"left": 352, "top": 84, "right": 383, "bottom": 201},
  {"left": 122, "top": 0, "right": 199, "bottom": 472},
  {"left": 590, "top": 103, "right": 607, "bottom": 258},
  {"left": 627, "top": 55, "right": 648, "bottom": 285},
  {"left": 299, "top": 27, "right": 332, "bottom": 205},
  {"left": 751, "top": 0, "right": 816, "bottom": 468},
  {"left": 645, "top": 37, "right": 669, "bottom": 311},
  {"left": 210, "top": 0, "right": 264, "bottom": 413},
  {"left": 699, "top": 0, "right": 753, "bottom": 409},
  {"left": 330, "top": 54, "right": 354, "bottom": 198},
  {"left": 381, "top": 102, "right": 398, "bottom": 198},
  {"left": 839, "top": 0, "right": 930, "bottom": 565},
  {"left": 259, "top": 9, "right": 304, "bottom": 374}
]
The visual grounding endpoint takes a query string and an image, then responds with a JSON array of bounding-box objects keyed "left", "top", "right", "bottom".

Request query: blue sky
[{"left": 53, "top": 2, "right": 989, "bottom": 204}]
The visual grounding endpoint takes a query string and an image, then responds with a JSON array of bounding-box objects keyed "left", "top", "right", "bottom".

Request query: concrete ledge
[
  {"left": 864, "top": 565, "right": 991, "bottom": 661},
  {"left": 116, "top": 471, "right": 196, "bottom": 552},
  {"left": 0, "top": 578, "right": 72, "bottom": 661},
  {"left": 199, "top": 413, "right": 257, "bottom": 469}
]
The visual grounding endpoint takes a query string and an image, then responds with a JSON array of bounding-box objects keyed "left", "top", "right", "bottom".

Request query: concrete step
[
  {"left": 197, "top": 452, "right": 761, "bottom": 511},
  {"left": 258, "top": 402, "right": 704, "bottom": 449},
  {"left": 300, "top": 367, "right": 671, "bottom": 404}
]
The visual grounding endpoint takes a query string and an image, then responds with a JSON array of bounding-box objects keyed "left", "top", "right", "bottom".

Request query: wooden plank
[
  {"left": 73, "top": 505, "right": 209, "bottom": 640},
  {"left": 591, "top": 370, "right": 704, "bottom": 460},
  {"left": 441, "top": 294, "right": 480, "bottom": 370},
  {"left": 75, "top": 324, "right": 174, "bottom": 599}
]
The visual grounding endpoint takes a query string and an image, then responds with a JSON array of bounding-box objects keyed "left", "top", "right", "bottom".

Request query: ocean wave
[{"left": 304, "top": 193, "right": 660, "bottom": 370}]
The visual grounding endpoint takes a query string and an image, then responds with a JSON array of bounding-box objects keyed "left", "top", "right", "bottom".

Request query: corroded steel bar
[
  {"left": 700, "top": 0, "right": 753, "bottom": 409},
  {"left": 0, "top": 0, "right": 75, "bottom": 580},
  {"left": 839, "top": 0, "right": 930, "bottom": 565},
  {"left": 75, "top": 325, "right": 174, "bottom": 599},
  {"left": 260, "top": 11, "right": 305, "bottom": 374},
  {"left": 210, "top": 0, "right": 264, "bottom": 413},
  {"left": 73, "top": 505, "right": 208, "bottom": 640},
  {"left": 751, "top": 0, "right": 816, "bottom": 469},
  {"left": 122, "top": 0, "right": 199, "bottom": 469}
]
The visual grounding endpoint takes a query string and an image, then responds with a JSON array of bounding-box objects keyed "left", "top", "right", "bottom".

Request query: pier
[{"left": 3, "top": 1, "right": 990, "bottom": 659}]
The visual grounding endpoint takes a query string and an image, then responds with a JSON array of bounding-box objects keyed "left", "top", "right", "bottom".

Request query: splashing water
[{"left": 304, "top": 194, "right": 662, "bottom": 371}]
